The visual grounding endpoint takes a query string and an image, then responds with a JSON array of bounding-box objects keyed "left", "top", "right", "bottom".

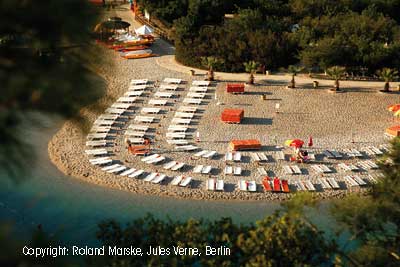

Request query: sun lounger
[
  {"left": 159, "top": 84, "right": 179, "bottom": 91},
  {"left": 367, "top": 174, "right": 377, "bottom": 184},
  {"left": 87, "top": 133, "right": 107, "bottom": 140},
  {"left": 193, "top": 165, "right": 203, "bottom": 174},
  {"left": 224, "top": 166, "right": 233, "bottom": 175},
  {"left": 338, "top": 163, "right": 351, "bottom": 171},
  {"left": 89, "top": 157, "right": 112, "bottom": 165},
  {"left": 163, "top": 78, "right": 182, "bottom": 84},
  {"left": 86, "top": 140, "right": 107, "bottom": 147},
  {"left": 166, "top": 132, "right": 192, "bottom": 139},
  {"left": 120, "top": 168, "right": 136, "bottom": 176},
  {"left": 275, "top": 151, "right": 285, "bottom": 161},
  {"left": 128, "top": 169, "right": 145, "bottom": 178},
  {"left": 93, "top": 120, "right": 115, "bottom": 126},
  {"left": 258, "top": 153, "right": 268, "bottom": 162},
  {"left": 225, "top": 152, "right": 233, "bottom": 161},
  {"left": 283, "top": 165, "right": 293, "bottom": 175},
  {"left": 370, "top": 146, "right": 383, "bottom": 155},
  {"left": 248, "top": 181, "right": 257, "bottom": 192},
  {"left": 117, "top": 96, "right": 137, "bottom": 103},
  {"left": 171, "top": 175, "right": 183, "bottom": 186},
  {"left": 134, "top": 116, "right": 155, "bottom": 123},
  {"left": 329, "top": 150, "right": 343, "bottom": 159},
  {"left": 304, "top": 181, "right": 316, "bottom": 191},
  {"left": 189, "top": 87, "right": 208, "bottom": 92},
  {"left": 318, "top": 178, "right": 332, "bottom": 189},
  {"left": 203, "top": 151, "right": 217, "bottom": 158},
  {"left": 326, "top": 177, "right": 340, "bottom": 189},
  {"left": 233, "top": 167, "right": 242, "bottom": 175},
  {"left": 152, "top": 174, "right": 166, "bottom": 184},
  {"left": 154, "top": 92, "right": 174, "bottom": 98},
  {"left": 98, "top": 114, "right": 119, "bottom": 120},
  {"left": 177, "top": 106, "right": 198, "bottom": 113},
  {"left": 292, "top": 165, "right": 302, "bottom": 174},
  {"left": 202, "top": 166, "right": 212, "bottom": 174},
  {"left": 85, "top": 149, "right": 108, "bottom": 156},
  {"left": 174, "top": 112, "right": 194, "bottom": 119},
  {"left": 144, "top": 173, "right": 158, "bottom": 182},
  {"left": 128, "top": 125, "right": 149, "bottom": 132},
  {"left": 142, "top": 154, "right": 159, "bottom": 162},
  {"left": 164, "top": 161, "right": 177, "bottom": 170},
  {"left": 258, "top": 167, "right": 268, "bottom": 175},
  {"left": 105, "top": 108, "right": 126, "bottom": 115},
  {"left": 195, "top": 150, "right": 208, "bottom": 157},
  {"left": 146, "top": 156, "right": 165, "bottom": 164},
  {"left": 125, "top": 131, "right": 146, "bottom": 138},
  {"left": 187, "top": 92, "right": 206, "bottom": 99},
  {"left": 311, "top": 165, "right": 324, "bottom": 173},
  {"left": 344, "top": 176, "right": 358, "bottom": 187},
  {"left": 90, "top": 126, "right": 112, "bottom": 133},
  {"left": 107, "top": 165, "right": 127, "bottom": 174},
  {"left": 320, "top": 165, "right": 332, "bottom": 173},
  {"left": 323, "top": 150, "right": 335, "bottom": 159},
  {"left": 130, "top": 79, "right": 148, "bottom": 85},
  {"left": 126, "top": 138, "right": 145, "bottom": 144},
  {"left": 175, "top": 145, "right": 198, "bottom": 151},
  {"left": 183, "top": 98, "right": 202, "bottom": 105},
  {"left": 171, "top": 162, "right": 185, "bottom": 171},
  {"left": 352, "top": 175, "right": 367, "bottom": 186},
  {"left": 233, "top": 152, "right": 241, "bottom": 162},
  {"left": 250, "top": 153, "right": 260, "bottom": 162},
  {"left": 148, "top": 99, "right": 168, "bottom": 106},
  {"left": 262, "top": 177, "right": 272, "bottom": 191},
  {"left": 171, "top": 118, "right": 192, "bottom": 125},
  {"left": 296, "top": 181, "right": 307, "bottom": 191},
  {"left": 273, "top": 178, "right": 281, "bottom": 192},
  {"left": 141, "top": 107, "right": 161, "bottom": 114},
  {"left": 167, "top": 126, "right": 188, "bottom": 132},
  {"left": 179, "top": 176, "right": 192, "bottom": 187},
  {"left": 238, "top": 180, "right": 247, "bottom": 191},
  {"left": 167, "top": 139, "right": 189, "bottom": 145},
  {"left": 111, "top": 103, "right": 132, "bottom": 110},
  {"left": 192, "top": 80, "right": 210, "bottom": 86},
  {"left": 129, "top": 85, "right": 147, "bottom": 91},
  {"left": 101, "top": 164, "right": 121, "bottom": 171},
  {"left": 216, "top": 180, "right": 224, "bottom": 191},
  {"left": 124, "top": 91, "right": 144, "bottom": 97},
  {"left": 206, "top": 179, "right": 215, "bottom": 191},
  {"left": 365, "top": 160, "right": 378, "bottom": 169}
]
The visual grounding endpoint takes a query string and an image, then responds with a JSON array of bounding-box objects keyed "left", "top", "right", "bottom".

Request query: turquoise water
[{"left": 0, "top": 115, "right": 333, "bottom": 246}]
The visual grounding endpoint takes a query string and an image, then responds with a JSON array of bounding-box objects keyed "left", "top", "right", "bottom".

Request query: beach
[{"left": 48, "top": 6, "right": 400, "bottom": 202}]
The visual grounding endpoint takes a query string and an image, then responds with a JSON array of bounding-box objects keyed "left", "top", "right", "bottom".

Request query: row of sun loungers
[
  {"left": 206, "top": 178, "right": 224, "bottom": 191},
  {"left": 193, "top": 165, "right": 213, "bottom": 174},
  {"left": 323, "top": 150, "right": 343, "bottom": 159},
  {"left": 163, "top": 161, "right": 185, "bottom": 171}
]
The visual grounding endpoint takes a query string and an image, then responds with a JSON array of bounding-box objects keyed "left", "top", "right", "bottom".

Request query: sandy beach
[{"left": 48, "top": 6, "right": 400, "bottom": 202}]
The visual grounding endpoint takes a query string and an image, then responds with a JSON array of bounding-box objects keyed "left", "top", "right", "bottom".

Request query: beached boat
[
  {"left": 121, "top": 49, "right": 156, "bottom": 59},
  {"left": 118, "top": 45, "right": 149, "bottom": 52}
]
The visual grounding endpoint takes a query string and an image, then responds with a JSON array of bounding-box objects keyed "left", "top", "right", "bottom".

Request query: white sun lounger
[
  {"left": 86, "top": 140, "right": 107, "bottom": 147},
  {"left": 105, "top": 108, "right": 126, "bottom": 115},
  {"left": 179, "top": 176, "right": 192, "bottom": 187},
  {"left": 195, "top": 150, "right": 209, "bottom": 157},
  {"left": 90, "top": 126, "right": 111, "bottom": 133},
  {"left": 304, "top": 181, "right": 316, "bottom": 191},
  {"left": 171, "top": 175, "right": 183, "bottom": 186},
  {"left": 163, "top": 78, "right": 182, "bottom": 84},
  {"left": 311, "top": 165, "right": 324, "bottom": 173},
  {"left": 192, "top": 80, "right": 210, "bottom": 86},
  {"left": 225, "top": 152, "right": 233, "bottom": 161},
  {"left": 124, "top": 91, "right": 144, "bottom": 97},
  {"left": 203, "top": 151, "right": 217, "bottom": 158},
  {"left": 166, "top": 132, "right": 192, "bottom": 139},
  {"left": 164, "top": 161, "right": 177, "bottom": 170},
  {"left": 174, "top": 112, "right": 194, "bottom": 119},
  {"left": 365, "top": 160, "right": 379, "bottom": 169},
  {"left": 320, "top": 165, "right": 332, "bottom": 173},
  {"left": 250, "top": 153, "right": 260, "bottom": 162},
  {"left": 128, "top": 124, "right": 149, "bottom": 132},
  {"left": 120, "top": 168, "right": 136, "bottom": 176},
  {"left": 344, "top": 176, "right": 358, "bottom": 187},
  {"left": 141, "top": 107, "right": 161, "bottom": 114},
  {"left": 126, "top": 138, "right": 145, "bottom": 144},
  {"left": 167, "top": 139, "right": 189, "bottom": 145},
  {"left": 107, "top": 165, "right": 127, "bottom": 174},
  {"left": 87, "top": 133, "right": 108, "bottom": 140},
  {"left": 134, "top": 116, "right": 154, "bottom": 123},
  {"left": 329, "top": 150, "right": 343, "bottom": 159},
  {"left": 338, "top": 163, "right": 351, "bottom": 171},
  {"left": 130, "top": 79, "right": 148, "bottom": 85},
  {"left": 183, "top": 98, "right": 202, "bottom": 105},
  {"left": 117, "top": 96, "right": 137, "bottom": 103},
  {"left": 291, "top": 165, "right": 302, "bottom": 174},
  {"left": 144, "top": 173, "right": 158, "bottom": 182},
  {"left": 216, "top": 180, "right": 224, "bottom": 191},
  {"left": 111, "top": 103, "right": 132, "bottom": 109},
  {"left": 89, "top": 157, "right": 112, "bottom": 165},
  {"left": 318, "top": 178, "right": 331, "bottom": 189},
  {"left": 327, "top": 177, "right": 340, "bottom": 189},
  {"left": 369, "top": 146, "right": 383, "bottom": 155},
  {"left": 101, "top": 164, "right": 120, "bottom": 171},
  {"left": 148, "top": 99, "right": 168, "bottom": 106},
  {"left": 167, "top": 126, "right": 188, "bottom": 132},
  {"left": 202, "top": 166, "right": 212, "bottom": 174},
  {"left": 177, "top": 106, "right": 198, "bottom": 113},
  {"left": 142, "top": 154, "right": 159, "bottom": 162},
  {"left": 233, "top": 152, "right": 241, "bottom": 162},
  {"left": 283, "top": 166, "right": 294, "bottom": 175},
  {"left": 98, "top": 114, "right": 119, "bottom": 120},
  {"left": 93, "top": 120, "right": 115, "bottom": 126},
  {"left": 189, "top": 86, "right": 208, "bottom": 92},
  {"left": 146, "top": 156, "right": 165, "bottom": 164},
  {"left": 206, "top": 179, "right": 215, "bottom": 191},
  {"left": 238, "top": 180, "right": 247, "bottom": 191},
  {"left": 129, "top": 85, "right": 147, "bottom": 91},
  {"left": 175, "top": 145, "right": 198, "bottom": 151},
  {"left": 296, "top": 181, "right": 307, "bottom": 191},
  {"left": 85, "top": 149, "right": 108, "bottom": 156},
  {"left": 171, "top": 118, "right": 192, "bottom": 125},
  {"left": 258, "top": 153, "right": 268, "bottom": 162},
  {"left": 234, "top": 167, "right": 242, "bottom": 175},
  {"left": 367, "top": 174, "right": 377, "bottom": 184},
  {"left": 224, "top": 166, "right": 233, "bottom": 175},
  {"left": 152, "top": 174, "right": 166, "bottom": 184},
  {"left": 275, "top": 151, "right": 285, "bottom": 161},
  {"left": 248, "top": 181, "right": 257, "bottom": 192},
  {"left": 171, "top": 162, "right": 185, "bottom": 171},
  {"left": 352, "top": 175, "right": 367, "bottom": 186},
  {"left": 193, "top": 165, "right": 203, "bottom": 174},
  {"left": 187, "top": 92, "right": 206, "bottom": 99},
  {"left": 159, "top": 84, "right": 179, "bottom": 91},
  {"left": 125, "top": 131, "right": 146, "bottom": 138},
  {"left": 258, "top": 167, "right": 267, "bottom": 175},
  {"left": 154, "top": 92, "right": 174, "bottom": 98},
  {"left": 128, "top": 169, "right": 144, "bottom": 178}
]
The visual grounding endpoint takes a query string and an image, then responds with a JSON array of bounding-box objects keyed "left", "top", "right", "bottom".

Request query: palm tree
[
  {"left": 243, "top": 61, "right": 260, "bottom": 84},
  {"left": 376, "top": 68, "right": 399, "bottom": 92},
  {"left": 326, "top": 66, "right": 346, "bottom": 92},
  {"left": 201, "top": 57, "right": 222, "bottom": 81},
  {"left": 288, "top": 65, "right": 305, "bottom": 88}
]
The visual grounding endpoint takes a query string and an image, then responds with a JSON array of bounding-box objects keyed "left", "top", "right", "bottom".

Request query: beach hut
[
  {"left": 226, "top": 83, "right": 245, "bottom": 94},
  {"left": 221, "top": 109, "right": 244, "bottom": 124},
  {"left": 229, "top": 139, "right": 261, "bottom": 151}
]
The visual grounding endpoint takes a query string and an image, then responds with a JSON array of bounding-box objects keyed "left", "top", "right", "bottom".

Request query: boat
[
  {"left": 281, "top": 179, "right": 290, "bottom": 193},
  {"left": 121, "top": 49, "right": 156, "bottom": 59},
  {"left": 118, "top": 45, "right": 149, "bottom": 52},
  {"left": 262, "top": 176, "right": 272, "bottom": 191},
  {"left": 273, "top": 178, "right": 281, "bottom": 192}
]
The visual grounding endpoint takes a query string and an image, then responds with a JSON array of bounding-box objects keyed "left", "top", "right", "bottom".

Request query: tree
[
  {"left": 201, "top": 56, "right": 223, "bottom": 81},
  {"left": 243, "top": 61, "right": 260, "bottom": 84},
  {"left": 288, "top": 65, "right": 304, "bottom": 88},
  {"left": 377, "top": 68, "right": 399, "bottom": 92},
  {"left": 326, "top": 66, "right": 346, "bottom": 91}
]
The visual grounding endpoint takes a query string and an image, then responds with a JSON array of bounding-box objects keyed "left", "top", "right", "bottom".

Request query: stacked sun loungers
[
  {"left": 225, "top": 152, "right": 241, "bottom": 162},
  {"left": 357, "top": 160, "right": 379, "bottom": 170},
  {"left": 343, "top": 148, "right": 363, "bottom": 158},
  {"left": 163, "top": 161, "right": 185, "bottom": 171},
  {"left": 193, "top": 165, "right": 213, "bottom": 174},
  {"left": 283, "top": 165, "right": 302, "bottom": 175},
  {"left": 206, "top": 178, "right": 224, "bottom": 191},
  {"left": 326, "top": 177, "right": 340, "bottom": 189},
  {"left": 318, "top": 178, "right": 332, "bottom": 189}
]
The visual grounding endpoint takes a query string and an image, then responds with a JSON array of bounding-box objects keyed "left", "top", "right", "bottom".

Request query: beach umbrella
[
  {"left": 284, "top": 139, "right": 304, "bottom": 148},
  {"left": 394, "top": 110, "right": 400, "bottom": 117},
  {"left": 135, "top": 25, "right": 153, "bottom": 35},
  {"left": 388, "top": 104, "right": 400, "bottom": 112},
  {"left": 308, "top": 136, "right": 313, "bottom": 147}
]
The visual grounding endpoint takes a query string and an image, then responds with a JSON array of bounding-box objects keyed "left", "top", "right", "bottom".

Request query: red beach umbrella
[
  {"left": 388, "top": 104, "right": 400, "bottom": 112},
  {"left": 289, "top": 139, "right": 304, "bottom": 148},
  {"left": 308, "top": 136, "right": 313, "bottom": 147}
]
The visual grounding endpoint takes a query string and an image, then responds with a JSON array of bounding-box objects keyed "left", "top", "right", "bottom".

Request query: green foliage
[
  {"left": 201, "top": 56, "right": 223, "bottom": 71},
  {"left": 377, "top": 68, "right": 399, "bottom": 82},
  {"left": 243, "top": 61, "right": 260, "bottom": 74},
  {"left": 326, "top": 66, "right": 346, "bottom": 81}
]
